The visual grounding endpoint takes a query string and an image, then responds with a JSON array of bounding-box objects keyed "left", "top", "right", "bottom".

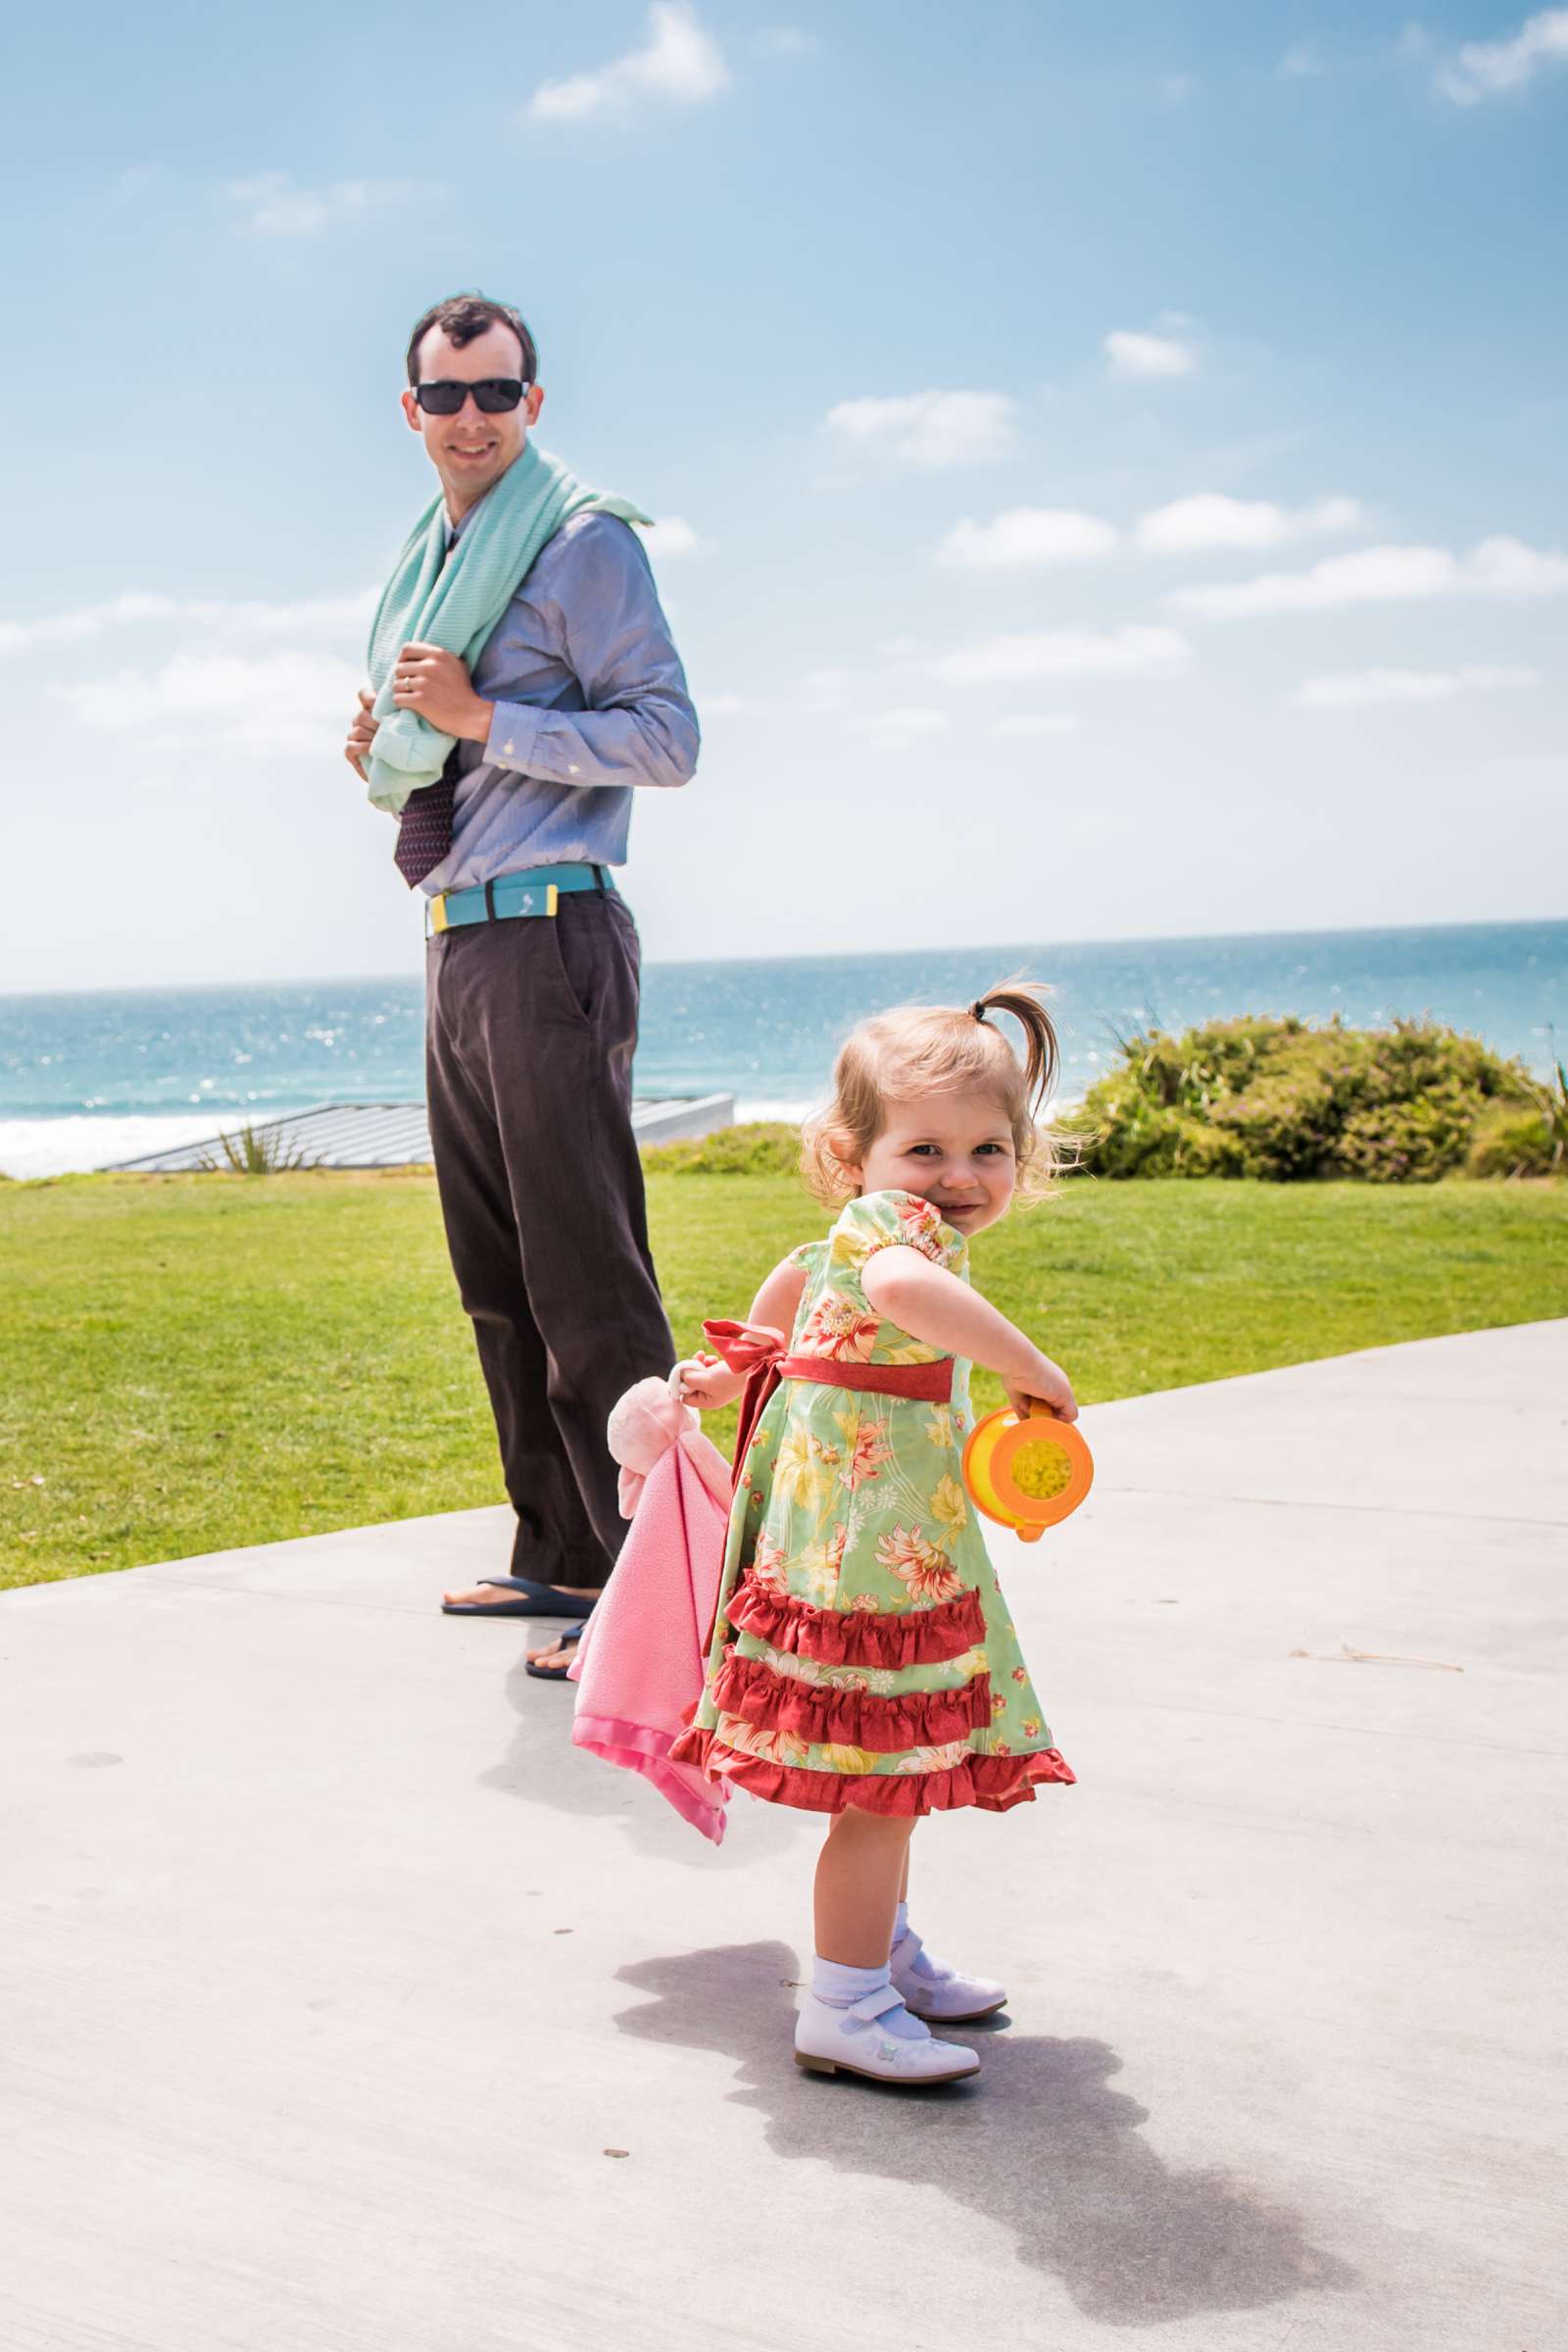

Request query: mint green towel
[{"left": 364, "top": 441, "right": 651, "bottom": 815}]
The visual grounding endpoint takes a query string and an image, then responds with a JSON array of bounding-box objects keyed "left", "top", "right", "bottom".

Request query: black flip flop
[
  {"left": 523, "top": 1623, "right": 588, "bottom": 1682},
  {"left": 441, "top": 1576, "right": 595, "bottom": 1619}
]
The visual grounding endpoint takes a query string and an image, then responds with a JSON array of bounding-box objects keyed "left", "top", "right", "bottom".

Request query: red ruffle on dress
[{"left": 670, "top": 1189, "right": 1073, "bottom": 1816}]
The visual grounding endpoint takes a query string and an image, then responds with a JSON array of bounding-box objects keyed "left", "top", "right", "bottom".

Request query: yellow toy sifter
[{"left": 962, "top": 1404, "right": 1093, "bottom": 1544}]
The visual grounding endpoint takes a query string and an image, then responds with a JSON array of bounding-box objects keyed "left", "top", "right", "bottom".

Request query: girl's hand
[
  {"left": 1004, "top": 1352, "right": 1078, "bottom": 1425},
  {"left": 671, "top": 1352, "right": 745, "bottom": 1411}
]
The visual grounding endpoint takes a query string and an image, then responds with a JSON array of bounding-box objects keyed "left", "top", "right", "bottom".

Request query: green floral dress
[{"left": 671, "top": 1188, "right": 1074, "bottom": 1815}]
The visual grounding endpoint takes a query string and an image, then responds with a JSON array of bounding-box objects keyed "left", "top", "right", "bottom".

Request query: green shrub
[
  {"left": 1466, "top": 1054, "right": 1568, "bottom": 1178},
  {"left": 1467, "top": 1103, "right": 1559, "bottom": 1179},
  {"left": 1063, "top": 1015, "right": 1546, "bottom": 1183},
  {"left": 1057, "top": 1086, "right": 1244, "bottom": 1178},
  {"left": 1336, "top": 1087, "right": 1480, "bottom": 1184},
  {"left": 640, "top": 1120, "right": 806, "bottom": 1178}
]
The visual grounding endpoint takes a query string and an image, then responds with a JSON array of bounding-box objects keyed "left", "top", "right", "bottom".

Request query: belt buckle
[{"left": 429, "top": 892, "right": 450, "bottom": 935}]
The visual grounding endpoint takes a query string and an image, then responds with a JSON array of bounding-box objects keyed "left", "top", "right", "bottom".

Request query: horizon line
[{"left": 2, "top": 908, "right": 1564, "bottom": 1005}]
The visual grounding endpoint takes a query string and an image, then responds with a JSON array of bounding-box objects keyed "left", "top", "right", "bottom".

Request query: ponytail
[{"left": 971, "top": 977, "right": 1060, "bottom": 1123}]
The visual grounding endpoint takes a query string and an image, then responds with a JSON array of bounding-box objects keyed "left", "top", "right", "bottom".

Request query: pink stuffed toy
[{"left": 567, "top": 1373, "right": 733, "bottom": 1841}]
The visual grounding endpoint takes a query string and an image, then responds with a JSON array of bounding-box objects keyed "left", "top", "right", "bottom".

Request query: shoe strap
[
  {"left": 891, "top": 1929, "right": 924, "bottom": 1971},
  {"left": 845, "top": 1984, "right": 908, "bottom": 2027}
]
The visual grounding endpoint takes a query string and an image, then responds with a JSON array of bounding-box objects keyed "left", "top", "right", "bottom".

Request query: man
[{"left": 346, "top": 291, "right": 698, "bottom": 1675}]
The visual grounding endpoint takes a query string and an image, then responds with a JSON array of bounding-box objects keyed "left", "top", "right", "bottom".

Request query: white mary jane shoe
[
  {"left": 890, "top": 1928, "right": 1008, "bottom": 2025},
  {"left": 794, "top": 1987, "right": 980, "bottom": 2085}
]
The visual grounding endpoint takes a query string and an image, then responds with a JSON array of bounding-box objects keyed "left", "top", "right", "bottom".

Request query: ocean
[{"left": 1, "top": 917, "right": 1562, "bottom": 1180}]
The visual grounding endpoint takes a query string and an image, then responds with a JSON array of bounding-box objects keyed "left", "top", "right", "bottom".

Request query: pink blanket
[{"left": 567, "top": 1376, "right": 732, "bottom": 1842}]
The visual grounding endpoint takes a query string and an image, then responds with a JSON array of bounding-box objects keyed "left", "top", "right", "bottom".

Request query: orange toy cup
[{"left": 962, "top": 1405, "right": 1093, "bottom": 1544}]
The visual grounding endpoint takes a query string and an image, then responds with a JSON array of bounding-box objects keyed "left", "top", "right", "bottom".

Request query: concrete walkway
[{"left": 3, "top": 1322, "right": 1564, "bottom": 2352}]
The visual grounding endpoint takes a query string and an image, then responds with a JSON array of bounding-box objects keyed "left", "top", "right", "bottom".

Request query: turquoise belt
[{"left": 426, "top": 862, "right": 615, "bottom": 935}]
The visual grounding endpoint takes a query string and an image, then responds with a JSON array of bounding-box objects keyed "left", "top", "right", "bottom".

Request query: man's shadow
[{"left": 614, "top": 1941, "right": 1355, "bottom": 2328}]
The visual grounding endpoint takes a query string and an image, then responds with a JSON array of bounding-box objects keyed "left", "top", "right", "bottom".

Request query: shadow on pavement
[
  {"left": 477, "top": 1661, "right": 806, "bottom": 1868},
  {"left": 613, "top": 1940, "right": 1355, "bottom": 2328}
]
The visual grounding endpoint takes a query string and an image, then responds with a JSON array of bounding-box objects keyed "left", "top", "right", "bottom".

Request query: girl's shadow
[{"left": 614, "top": 1941, "right": 1354, "bottom": 2329}]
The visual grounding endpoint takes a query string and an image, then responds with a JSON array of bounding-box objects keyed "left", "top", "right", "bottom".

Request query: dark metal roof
[{"left": 105, "top": 1094, "right": 734, "bottom": 1173}]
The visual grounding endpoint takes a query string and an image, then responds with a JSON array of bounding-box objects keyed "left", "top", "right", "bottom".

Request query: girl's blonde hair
[{"left": 801, "top": 977, "right": 1065, "bottom": 1206}]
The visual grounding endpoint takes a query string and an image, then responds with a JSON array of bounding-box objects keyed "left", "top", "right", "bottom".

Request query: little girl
[{"left": 669, "top": 981, "right": 1078, "bottom": 2087}]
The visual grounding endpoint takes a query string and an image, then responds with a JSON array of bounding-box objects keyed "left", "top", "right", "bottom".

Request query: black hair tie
[{"left": 969, "top": 1000, "right": 988, "bottom": 1023}]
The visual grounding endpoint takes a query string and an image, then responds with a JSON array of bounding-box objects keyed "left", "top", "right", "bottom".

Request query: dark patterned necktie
[
  {"left": 392, "top": 527, "right": 461, "bottom": 890},
  {"left": 393, "top": 753, "right": 461, "bottom": 889}
]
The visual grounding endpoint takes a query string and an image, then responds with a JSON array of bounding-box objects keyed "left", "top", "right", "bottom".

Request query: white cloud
[
  {"left": 0, "top": 591, "right": 179, "bottom": 654},
  {"left": 702, "top": 691, "right": 748, "bottom": 716},
  {"left": 1156, "top": 72, "right": 1197, "bottom": 104},
  {"left": 1169, "top": 535, "right": 1568, "bottom": 618},
  {"left": 0, "top": 587, "right": 375, "bottom": 658},
  {"left": 936, "top": 507, "right": 1118, "bottom": 569},
  {"left": 854, "top": 708, "right": 951, "bottom": 752},
  {"left": 823, "top": 390, "right": 1018, "bottom": 470},
  {"left": 990, "top": 713, "right": 1081, "bottom": 738},
  {"left": 803, "top": 665, "right": 856, "bottom": 710},
  {"left": 937, "top": 626, "right": 1192, "bottom": 686},
  {"left": 53, "top": 649, "right": 363, "bottom": 760},
  {"left": 190, "top": 590, "right": 376, "bottom": 641},
  {"left": 224, "top": 173, "right": 440, "bottom": 237},
  {"left": 1435, "top": 8, "right": 1568, "bottom": 102},
  {"left": 644, "top": 515, "right": 710, "bottom": 558},
  {"left": 527, "top": 3, "right": 729, "bottom": 122},
  {"left": 756, "top": 24, "right": 819, "bottom": 56},
  {"left": 1105, "top": 329, "right": 1196, "bottom": 381},
  {"left": 1291, "top": 664, "right": 1541, "bottom": 709},
  {"left": 1136, "top": 493, "right": 1365, "bottom": 554},
  {"left": 1279, "top": 42, "right": 1324, "bottom": 76}
]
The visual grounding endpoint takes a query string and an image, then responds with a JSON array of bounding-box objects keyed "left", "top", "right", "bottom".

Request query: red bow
[{"left": 701, "top": 1319, "right": 787, "bottom": 1493}]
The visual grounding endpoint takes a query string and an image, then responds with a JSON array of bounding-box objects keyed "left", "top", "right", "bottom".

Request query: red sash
[{"left": 701, "top": 1319, "right": 955, "bottom": 1494}]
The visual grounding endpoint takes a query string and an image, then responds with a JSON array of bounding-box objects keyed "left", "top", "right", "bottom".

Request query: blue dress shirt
[{"left": 418, "top": 508, "right": 700, "bottom": 897}]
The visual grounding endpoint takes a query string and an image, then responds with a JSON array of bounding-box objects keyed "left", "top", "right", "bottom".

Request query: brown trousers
[{"left": 424, "top": 886, "right": 674, "bottom": 1588}]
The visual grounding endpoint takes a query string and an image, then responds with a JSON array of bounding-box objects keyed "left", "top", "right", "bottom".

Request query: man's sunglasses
[{"left": 413, "top": 377, "right": 531, "bottom": 416}]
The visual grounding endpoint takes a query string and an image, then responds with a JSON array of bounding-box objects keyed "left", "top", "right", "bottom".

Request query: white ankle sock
[
  {"left": 812, "top": 1956, "right": 889, "bottom": 2007},
  {"left": 810, "top": 1954, "right": 929, "bottom": 2041},
  {"left": 892, "top": 1916, "right": 954, "bottom": 1984}
]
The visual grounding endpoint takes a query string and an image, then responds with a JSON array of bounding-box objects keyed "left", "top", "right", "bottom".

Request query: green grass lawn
[{"left": 2, "top": 1166, "right": 1564, "bottom": 1588}]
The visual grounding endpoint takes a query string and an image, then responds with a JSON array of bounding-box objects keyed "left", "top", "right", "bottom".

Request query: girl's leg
[
  {"left": 799, "top": 1810, "right": 978, "bottom": 2082},
  {"left": 814, "top": 1808, "right": 916, "bottom": 1967},
  {"left": 889, "top": 1832, "right": 1009, "bottom": 2023},
  {"left": 891, "top": 1840, "right": 912, "bottom": 1953}
]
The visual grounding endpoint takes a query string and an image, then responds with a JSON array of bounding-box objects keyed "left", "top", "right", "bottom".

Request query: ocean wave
[
  {"left": 732, "top": 1097, "right": 815, "bottom": 1124},
  {"left": 0, "top": 1114, "right": 290, "bottom": 1181},
  {"left": 3, "top": 1101, "right": 819, "bottom": 1181}
]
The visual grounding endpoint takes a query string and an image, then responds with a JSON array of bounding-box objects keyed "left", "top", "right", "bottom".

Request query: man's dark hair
[{"left": 406, "top": 293, "right": 538, "bottom": 386}]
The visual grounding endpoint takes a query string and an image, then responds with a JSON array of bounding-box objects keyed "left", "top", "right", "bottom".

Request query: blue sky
[{"left": 4, "top": 0, "right": 1565, "bottom": 991}]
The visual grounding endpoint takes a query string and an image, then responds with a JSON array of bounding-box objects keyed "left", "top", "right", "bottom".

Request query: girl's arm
[
  {"left": 861, "top": 1248, "right": 1078, "bottom": 1421},
  {"left": 673, "top": 1252, "right": 811, "bottom": 1410}
]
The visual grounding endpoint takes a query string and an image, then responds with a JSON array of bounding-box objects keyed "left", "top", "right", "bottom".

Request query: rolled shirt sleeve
[{"left": 482, "top": 516, "right": 700, "bottom": 792}]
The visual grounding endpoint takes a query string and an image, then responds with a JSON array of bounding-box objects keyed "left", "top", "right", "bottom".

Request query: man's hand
[
  {"left": 391, "top": 642, "right": 495, "bottom": 742},
  {"left": 345, "top": 686, "right": 377, "bottom": 778}
]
